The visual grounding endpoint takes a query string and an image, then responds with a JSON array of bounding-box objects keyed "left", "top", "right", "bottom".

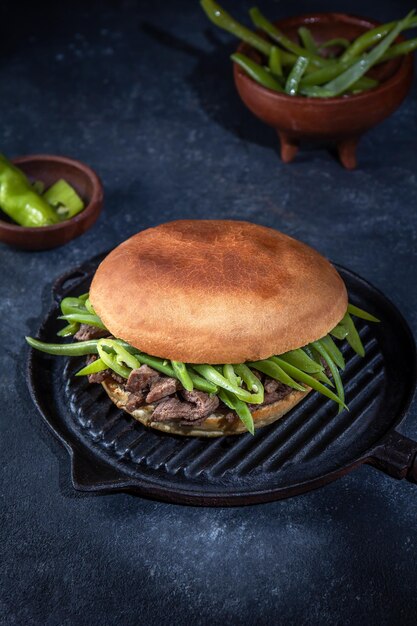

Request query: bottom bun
[{"left": 102, "top": 380, "right": 311, "bottom": 437}]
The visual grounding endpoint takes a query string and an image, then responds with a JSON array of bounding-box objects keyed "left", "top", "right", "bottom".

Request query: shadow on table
[{"left": 141, "top": 22, "right": 278, "bottom": 153}]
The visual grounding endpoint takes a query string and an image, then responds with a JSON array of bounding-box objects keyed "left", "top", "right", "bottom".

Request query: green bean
[
  {"left": 313, "top": 341, "right": 345, "bottom": 413},
  {"left": 234, "top": 363, "right": 264, "bottom": 400},
  {"left": 171, "top": 361, "right": 194, "bottom": 391},
  {"left": 341, "top": 313, "right": 365, "bottom": 357},
  {"left": 200, "top": 0, "right": 272, "bottom": 56},
  {"left": 218, "top": 389, "right": 254, "bottom": 435},
  {"left": 59, "top": 313, "right": 106, "bottom": 329},
  {"left": 76, "top": 358, "right": 108, "bottom": 376},
  {"left": 25, "top": 337, "right": 99, "bottom": 356},
  {"left": 341, "top": 15, "right": 417, "bottom": 63},
  {"left": 231, "top": 53, "right": 284, "bottom": 91},
  {"left": 249, "top": 7, "right": 330, "bottom": 67},
  {"left": 379, "top": 38, "right": 417, "bottom": 62},
  {"left": 193, "top": 364, "right": 258, "bottom": 403},
  {"left": 298, "top": 27, "right": 317, "bottom": 54},
  {"left": 78, "top": 293, "right": 89, "bottom": 302},
  {"left": 56, "top": 323, "right": 79, "bottom": 337},
  {"left": 305, "top": 346, "right": 334, "bottom": 386},
  {"left": 285, "top": 56, "right": 309, "bottom": 95},
  {"left": 319, "top": 38, "right": 350, "bottom": 51},
  {"left": 268, "top": 46, "right": 282, "bottom": 76},
  {"left": 248, "top": 359, "right": 306, "bottom": 392},
  {"left": 319, "top": 12, "right": 415, "bottom": 97},
  {"left": 273, "top": 356, "right": 347, "bottom": 409},
  {"left": 347, "top": 304, "right": 380, "bottom": 323},
  {"left": 280, "top": 348, "right": 323, "bottom": 374},
  {"left": 318, "top": 335, "right": 345, "bottom": 370}
]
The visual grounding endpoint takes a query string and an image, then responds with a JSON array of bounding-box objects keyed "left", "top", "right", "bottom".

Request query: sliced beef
[
  {"left": 126, "top": 365, "right": 160, "bottom": 393},
  {"left": 74, "top": 324, "right": 108, "bottom": 342},
  {"left": 84, "top": 355, "right": 126, "bottom": 385},
  {"left": 262, "top": 376, "right": 292, "bottom": 405},
  {"left": 152, "top": 390, "right": 219, "bottom": 423},
  {"left": 181, "top": 389, "right": 219, "bottom": 417},
  {"left": 146, "top": 377, "right": 180, "bottom": 403},
  {"left": 125, "top": 392, "right": 146, "bottom": 412}
]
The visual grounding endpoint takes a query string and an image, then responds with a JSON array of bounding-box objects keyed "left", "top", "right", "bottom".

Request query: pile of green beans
[
  {"left": 200, "top": 0, "right": 417, "bottom": 98},
  {"left": 25, "top": 292, "right": 380, "bottom": 434}
]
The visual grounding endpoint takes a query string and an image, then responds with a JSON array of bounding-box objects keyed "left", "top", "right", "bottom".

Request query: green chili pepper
[
  {"left": 313, "top": 340, "right": 345, "bottom": 413},
  {"left": 279, "top": 348, "right": 323, "bottom": 374},
  {"left": 330, "top": 324, "right": 349, "bottom": 340},
  {"left": 380, "top": 38, "right": 417, "bottom": 62},
  {"left": 56, "top": 322, "right": 79, "bottom": 338},
  {"left": 218, "top": 389, "right": 255, "bottom": 435},
  {"left": 317, "top": 12, "right": 415, "bottom": 97},
  {"left": 273, "top": 356, "right": 347, "bottom": 409},
  {"left": 285, "top": 56, "right": 309, "bottom": 95},
  {"left": 200, "top": 0, "right": 272, "bottom": 56},
  {"left": 192, "top": 364, "right": 260, "bottom": 403},
  {"left": 248, "top": 359, "right": 306, "bottom": 392},
  {"left": 26, "top": 337, "right": 99, "bottom": 356},
  {"left": 319, "top": 38, "right": 350, "bottom": 51},
  {"left": 76, "top": 358, "right": 108, "bottom": 376},
  {"left": 223, "top": 364, "right": 241, "bottom": 388},
  {"left": 268, "top": 46, "right": 283, "bottom": 76},
  {"left": 84, "top": 298, "right": 96, "bottom": 315},
  {"left": 43, "top": 179, "right": 84, "bottom": 220},
  {"left": 231, "top": 53, "right": 284, "bottom": 91},
  {"left": 78, "top": 293, "right": 89, "bottom": 302},
  {"left": 171, "top": 361, "right": 194, "bottom": 391},
  {"left": 341, "top": 313, "right": 365, "bottom": 357},
  {"left": 341, "top": 15, "right": 417, "bottom": 63},
  {"left": 0, "top": 154, "right": 59, "bottom": 227},
  {"left": 317, "top": 335, "right": 345, "bottom": 370},
  {"left": 58, "top": 313, "right": 106, "bottom": 329},
  {"left": 298, "top": 27, "right": 318, "bottom": 54},
  {"left": 347, "top": 304, "right": 380, "bottom": 323},
  {"left": 234, "top": 363, "right": 264, "bottom": 401},
  {"left": 60, "top": 296, "right": 87, "bottom": 316},
  {"left": 249, "top": 7, "right": 331, "bottom": 67},
  {"left": 97, "top": 339, "right": 140, "bottom": 379}
]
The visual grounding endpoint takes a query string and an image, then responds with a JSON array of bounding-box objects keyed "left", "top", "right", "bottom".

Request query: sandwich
[{"left": 26, "top": 220, "right": 379, "bottom": 436}]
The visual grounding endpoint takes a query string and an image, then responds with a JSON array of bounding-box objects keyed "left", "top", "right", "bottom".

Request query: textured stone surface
[{"left": 1, "top": 0, "right": 417, "bottom": 624}]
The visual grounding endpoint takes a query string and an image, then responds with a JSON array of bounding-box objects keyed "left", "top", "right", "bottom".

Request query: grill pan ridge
[{"left": 27, "top": 255, "right": 417, "bottom": 505}]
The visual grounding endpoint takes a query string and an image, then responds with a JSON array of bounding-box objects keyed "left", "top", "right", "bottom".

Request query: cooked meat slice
[
  {"left": 146, "top": 377, "right": 180, "bottom": 403},
  {"left": 125, "top": 392, "right": 146, "bottom": 412},
  {"left": 152, "top": 398, "right": 195, "bottom": 422},
  {"left": 84, "top": 355, "right": 125, "bottom": 385},
  {"left": 126, "top": 365, "right": 160, "bottom": 393},
  {"left": 74, "top": 324, "right": 108, "bottom": 341},
  {"left": 181, "top": 389, "right": 219, "bottom": 418},
  {"left": 152, "top": 390, "right": 219, "bottom": 423}
]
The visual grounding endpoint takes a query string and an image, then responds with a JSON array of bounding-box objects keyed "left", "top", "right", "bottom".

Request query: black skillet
[{"left": 26, "top": 255, "right": 417, "bottom": 506}]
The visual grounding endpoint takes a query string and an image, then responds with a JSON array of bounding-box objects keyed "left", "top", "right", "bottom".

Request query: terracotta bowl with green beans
[
  {"left": 200, "top": 1, "right": 415, "bottom": 168},
  {"left": 0, "top": 154, "right": 103, "bottom": 250}
]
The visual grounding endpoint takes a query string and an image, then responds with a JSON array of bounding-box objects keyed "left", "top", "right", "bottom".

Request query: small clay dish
[
  {"left": 0, "top": 154, "right": 103, "bottom": 250},
  {"left": 233, "top": 13, "right": 414, "bottom": 168}
]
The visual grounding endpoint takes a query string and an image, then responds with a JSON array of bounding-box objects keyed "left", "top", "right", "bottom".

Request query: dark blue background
[{"left": 1, "top": 1, "right": 417, "bottom": 624}]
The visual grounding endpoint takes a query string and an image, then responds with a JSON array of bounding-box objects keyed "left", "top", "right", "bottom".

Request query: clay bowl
[
  {"left": 233, "top": 13, "right": 414, "bottom": 168},
  {"left": 0, "top": 154, "right": 103, "bottom": 250}
]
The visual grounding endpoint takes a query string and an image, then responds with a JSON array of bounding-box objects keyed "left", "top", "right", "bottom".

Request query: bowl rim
[
  {"left": 0, "top": 154, "right": 103, "bottom": 233},
  {"left": 234, "top": 11, "right": 414, "bottom": 105}
]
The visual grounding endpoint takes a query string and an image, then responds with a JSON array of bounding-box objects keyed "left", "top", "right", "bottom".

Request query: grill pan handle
[{"left": 369, "top": 430, "right": 417, "bottom": 484}]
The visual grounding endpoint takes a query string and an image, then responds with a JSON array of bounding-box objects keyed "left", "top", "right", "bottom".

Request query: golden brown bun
[
  {"left": 102, "top": 379, "right": 310, "bottom": 437},
  {"left": 90, "top": 220, "right": 347, "bottom": 363}
]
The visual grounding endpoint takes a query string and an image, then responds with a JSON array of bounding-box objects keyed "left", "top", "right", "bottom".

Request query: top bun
[{"left": 90, "top": 220, "right": 347, "bottom": 363}]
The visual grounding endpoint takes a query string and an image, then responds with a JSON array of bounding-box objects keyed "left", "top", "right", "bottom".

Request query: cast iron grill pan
[{"left": 27, "top": 256, "right": 417, "bottom": 505}]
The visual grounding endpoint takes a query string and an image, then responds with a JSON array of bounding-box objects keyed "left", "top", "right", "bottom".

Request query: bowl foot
[
  {"left": 337, "top": 136, "right": 359, "bottom": 170},
  {"left": 277, "top": 132, "right": 299, "bottom": 163},
  {"left": 277, "top": 131, "right": 359, "bottom": 169}
]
